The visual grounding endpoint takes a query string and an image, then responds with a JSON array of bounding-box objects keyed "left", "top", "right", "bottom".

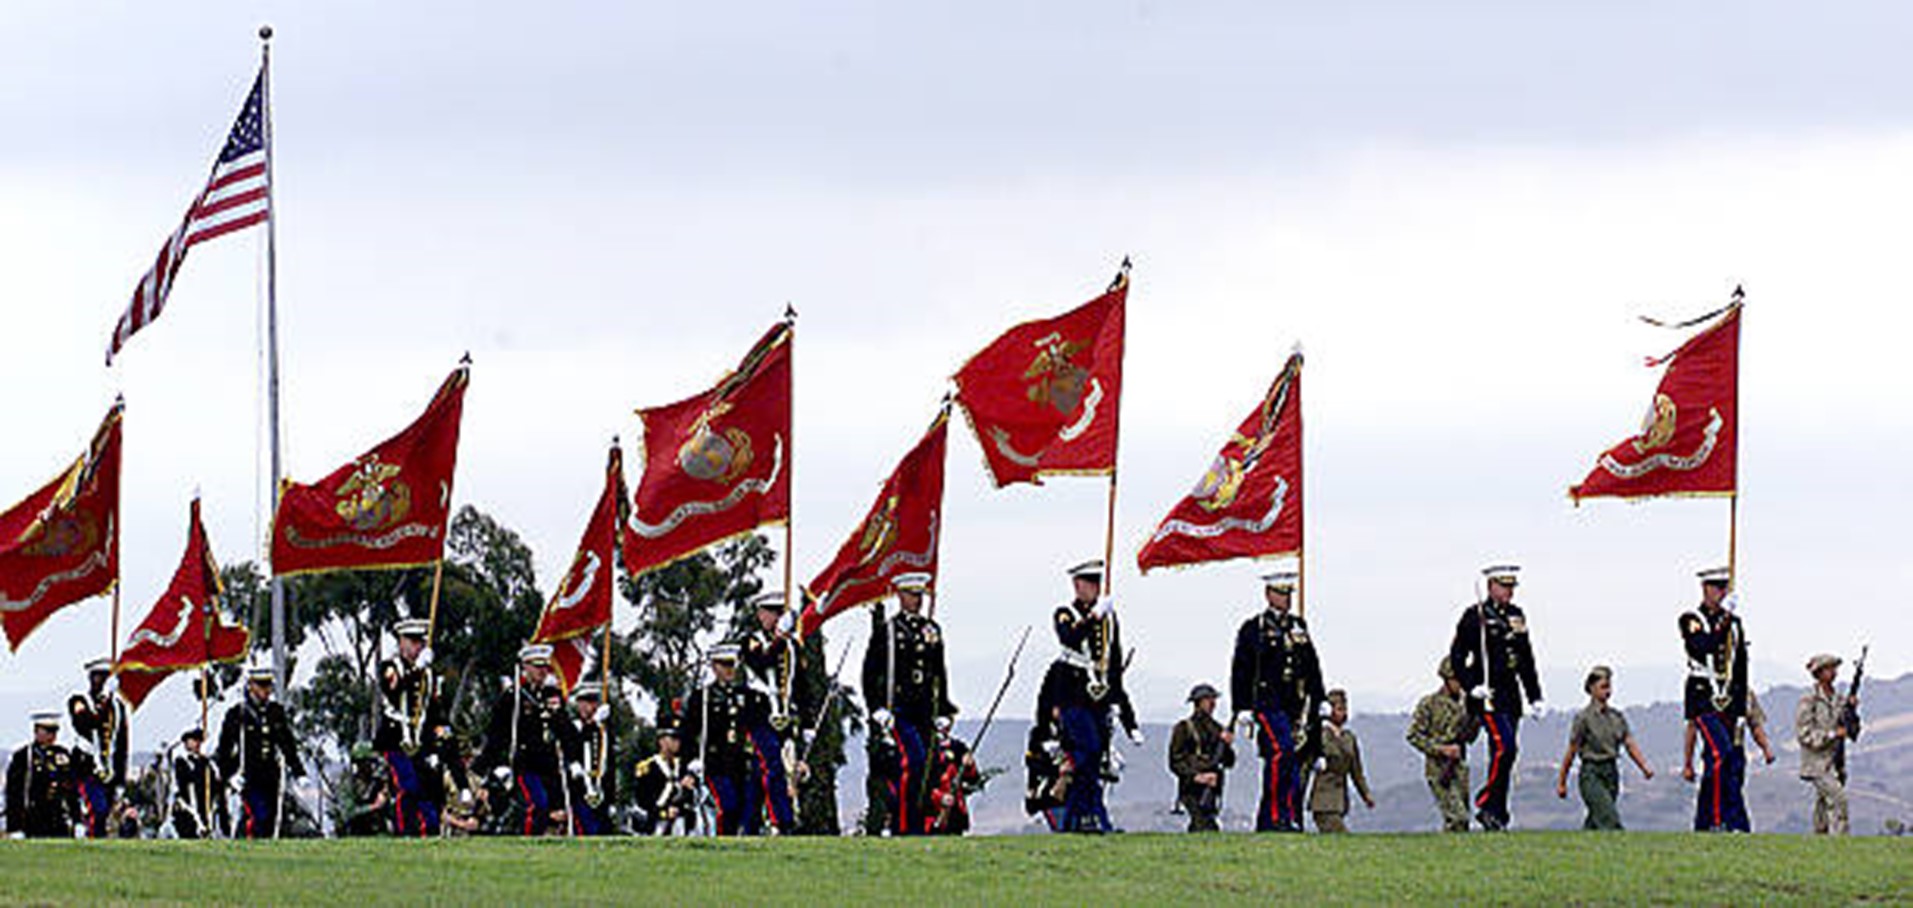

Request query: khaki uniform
[
  {"left": 1167, "top": 711, "right": 1234, "bottom": 832},
  {"left": 1795, "top": 687, "right": 1848, "bottom": 835},
  {"left": 1407, "top": 688, "right": 1471, "bottom": 832},
  {"left": 1568, "top": 702, "right": 1631, "bottom": 830},
  {"left": 1308, "top": 724, "right": 1371, "bottom": 833}
]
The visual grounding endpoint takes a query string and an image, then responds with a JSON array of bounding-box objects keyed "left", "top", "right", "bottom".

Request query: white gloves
[
  {"left": 1091, "top": 596, "right": 1116, "bottom": 619},
  {"left": 568, "top": 762, "right": 586, "bottom": 782},
  {"left": 491, "top": 766, "right": 512, "bottom": 784},
  {"left": 1317, "top": 701, "right": 1333, "bottom": 718},
  {"left": 871, "top": 708, "right": 893, "bottom": 731},
  {"left": 1041, "top": 740, "right": 1063, "bottom": 760},
  {"left": 776, "top": 611, "right": 796, "bottom": 635},
  {"left": 1126, "top": 727, "right": 1146, "bottom": 747},
  {"left": 592, "top": 704, "right": 610, "bottom": 723},
  {"left": 687, "top": 759, "right": 704, "bottom": 777},
  {"left": 416, "top": 647, "right": 434, "bottom": 669},
  {"left": 1528, "top": 701, "right": 1546, "bottom": 720},
  {"left": 1721, "top": 591, "right": 1741, "bottom": 613},
  {"left": 1315, "top": 757, "right": 1328, "bottom": 773},
  {"left": 102, "top": 675, "right": 119, "bottom": 696},
  {"left": 1469, "top": 685, "right": 1492, "bottom": 702},
  {"left": 458, "top": 788, "right": 475, "bottom": 807}
]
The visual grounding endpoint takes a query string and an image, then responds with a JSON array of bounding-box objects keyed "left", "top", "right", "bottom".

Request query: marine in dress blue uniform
[
  {"left": 1447, "top": 564, "right": 1543, "bottom": 832},
  {"left": 477, "top": 644, "right": 573, "bottom": 836},
  {"left": 215, "top": 666, "right": 306, "bottom": 839},
  {"left": 375, "top": 618, "right": 467, "bottom": 837},
  {"left": 562, "top": 683, "right": 616, "bottom": 836},
  {"left": 1681, "top": 566, "right": 1750, "bottom": 832},
  {"left": 741, "top": 591, "right": 802, "bottom": 834},
  {"left": 6, "top": 711, "right": 80, "bottom": 838},
  {"left": 1035, "top": 560, "right": 1140, "bottom": 834},
  {"left": 1230, "top": 569, "right": 1324, "bottom": 832},
  {"left": 861, "top": 572, "right": 956, "bottom": 836},
  {"left": 681, "top": 643, "right": 769, "bottom": 836},
  {"left": 67, "top": 657, "right": 128, "bottom": 838}
]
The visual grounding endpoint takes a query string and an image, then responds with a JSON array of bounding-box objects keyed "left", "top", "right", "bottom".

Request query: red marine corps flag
[
  {"left": 1571, "top": 293, "right": 1741, "bottom": 502},
  {"left": 624, "top": 320, "right": 792, "bottom": 576},
  {"left": 532, "top": 443, "right": 624, "bottom": 692},
  {"left": 271, "top": 363, "right": 470, "bottom": 575},
  {"left": 0, "top": 403, "right": 123, "bottom": 651},
  {"left": 1138, "top": 350, "right": 1304, "bottom": 573},
  {"left": 113, "top": 498, "right": 251, "bottom": 710},
  {"left": 953, "top": 264, "right": 1127, "bottom": 486},
  {"left": 799, "top": 407, "right": 949, "bottom": 636}
]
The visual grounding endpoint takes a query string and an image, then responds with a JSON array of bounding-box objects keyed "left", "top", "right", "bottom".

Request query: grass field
[{"left": 0, "top": 833, "right": 1907, "bottom": 906}]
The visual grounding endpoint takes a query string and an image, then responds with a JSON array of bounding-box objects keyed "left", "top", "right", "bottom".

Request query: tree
[
  {"left": 618, "top": 533, "right": 862, "bottom": 834},
  {"left": 236, "top": 505, "right": 546, "bottom": 763},
  {"left": 620, "top": 534, "right": 774, "bottom": 716}
]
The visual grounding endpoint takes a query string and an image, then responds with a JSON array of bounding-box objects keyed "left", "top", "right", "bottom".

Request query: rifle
[
  {"left": 1841, "top": 645, "right": 1868, "bottom": 741},
  {"left": 1834, "top": 645, "right": 1867, "bottom": 784},
  {"left": 1193, "top": 720, "right": 1230, "bottom": 819},
  {"left": 797, "top": 634, "right": 858, "bottom": 768},
  {"left": 970, "top": 626, "right": 1031, "bottom": 757}
]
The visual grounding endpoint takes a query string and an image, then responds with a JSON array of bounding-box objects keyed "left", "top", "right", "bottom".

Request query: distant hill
[{"left": 839, "top": 672, "right": 1913, "bottom": 836}]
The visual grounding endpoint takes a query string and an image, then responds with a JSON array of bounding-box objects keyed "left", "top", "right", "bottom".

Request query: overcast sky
[{"left": 2, "top": 2, "right": 1909, "bottom": 751}]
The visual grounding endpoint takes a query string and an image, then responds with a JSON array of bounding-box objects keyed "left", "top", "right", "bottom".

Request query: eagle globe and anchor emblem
[
  {"left": 677, "top": 402, "right": 755, "bottom": 484},
  {"left": 334, "top": 455, "right": 413, "bottom": 531}
]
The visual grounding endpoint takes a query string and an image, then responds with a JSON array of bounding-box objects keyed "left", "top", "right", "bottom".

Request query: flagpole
[
  {"left": 606, "top": 437, "right": 622, "bottom": 690},
  {"left": 927, "top": 397, "right": 952, "bottom": 623},
  {"left": 259, "top": 24, "right": 289, "bottom": 691},
  {"left": 424, "top": 559, "right": 446, "bottom": 650},
  {"left": 1726, "top": 287, "right": 1743, "bottom": 590},
  {"left": 780, "top": 306, "right": 797, "bottom": 715},
  {"left": 1294, "top": 349, "right": 1307, "bottom": 619},
  {"left": 1096, "top": 259, "right": 1130, "bottom": 686}
]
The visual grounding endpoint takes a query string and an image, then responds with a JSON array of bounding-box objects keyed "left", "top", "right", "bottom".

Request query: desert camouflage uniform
[{"left": 1795, "top": 686, "right": 1848, "bottom": 836}]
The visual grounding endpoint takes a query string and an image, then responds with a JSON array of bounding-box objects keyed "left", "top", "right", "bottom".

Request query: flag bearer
[
  {"left": 1679, "top": 566, "right": 1750, "bottom": 832},
  {"left": 68, "top": 656, "right": 128, "bottom": 837}
]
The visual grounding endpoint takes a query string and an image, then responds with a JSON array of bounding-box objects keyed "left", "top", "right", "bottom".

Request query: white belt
[{"left": 1054, "top": 649, "right": 1094, "bottom": 671}]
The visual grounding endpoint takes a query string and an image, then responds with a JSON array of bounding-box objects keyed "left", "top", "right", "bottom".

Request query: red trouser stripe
[
  {"left": 753, "top": 739, "right": 777, "bottom": 831},
  {"left": 1700, "top": 720, "right": 1725, "bottom": 827},
  {"left": 891, "top": 727, "right": 913, "bottom": 833},
  {"left": 388, "top": 764, "right": 410, "bottom": 836},
  {"left": 516, "top": 777, "right": 535, "bottom": 836},
  {"left": 1477, "top": 716, "right": 1505, "bottom": 809},
  {"left": 1258, "top": 714, "right": 1284, "bottom": 826}
]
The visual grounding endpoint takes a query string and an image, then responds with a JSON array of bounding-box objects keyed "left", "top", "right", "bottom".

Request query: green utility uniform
[{"left": 1568, "top": 702, "right": 1631, "bottom": 830}]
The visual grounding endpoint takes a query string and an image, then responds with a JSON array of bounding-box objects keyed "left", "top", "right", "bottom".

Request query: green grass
[{"left": 0, "top": 833, "right": 1907, "bottom": 906}]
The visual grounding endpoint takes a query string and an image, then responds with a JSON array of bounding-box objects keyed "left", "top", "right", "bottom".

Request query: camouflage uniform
[
  {"left": 1795, "top": 679, "right": 1848, "bottom": 835},
  {"left": 1407, "top": 672, "right": 1471, "bottom": 832}
]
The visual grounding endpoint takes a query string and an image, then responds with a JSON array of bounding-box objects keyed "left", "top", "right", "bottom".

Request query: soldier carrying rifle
[
  {"left": 1796, "top": 650, "right": 1863, "bottom": 836},
  {"left": 1407, "top": 658, "right": 1474, "bottom": 832},
  {"left": 1167, "top": 683, "right": 1234, "bottom": 832}
]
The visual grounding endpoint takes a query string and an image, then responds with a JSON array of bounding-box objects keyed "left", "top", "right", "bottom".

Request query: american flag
[{"left": 107, "top": 68, "right": 270, "bottom": 364}]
